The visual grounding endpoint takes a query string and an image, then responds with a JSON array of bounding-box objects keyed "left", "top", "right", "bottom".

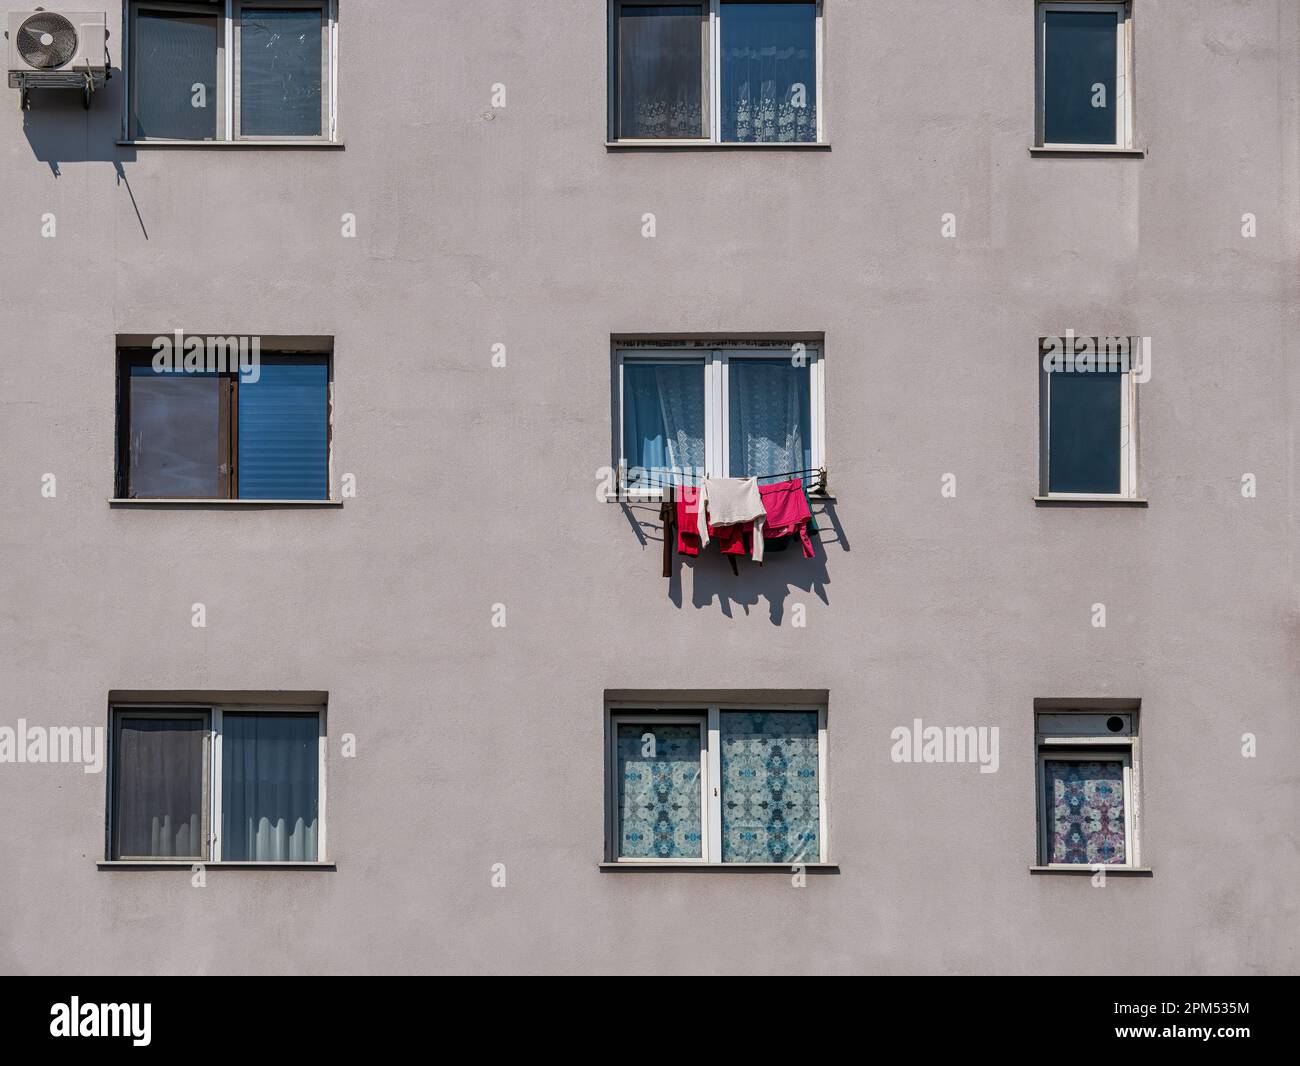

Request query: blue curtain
[
  {"left": 720, "top": 2, "right": 818, "bottom": 143},
  {"left": 237, "top": 356, "right": 329, "bottom": 499},
  {"left": 721, "top": 711, "right": 819, "bottom": 863},
  {"left": 240, "top": 7, "right": 323, "bottom": 136},
  {"left": 222, "top": 714, "right": 319, "bottom": 861},
  {"left": 728, "top": 358, "right": 811, "bottom": 479},
  {"left": 623, "top": 361, "right": 706, "bottom": 484},
  {"left": 616, "top": 724, "right": 703, "bottom": 859}
]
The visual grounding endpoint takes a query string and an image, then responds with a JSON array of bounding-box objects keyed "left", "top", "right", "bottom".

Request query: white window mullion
[
  {"left": 709, "top": 0, "right": 721, "bottom": 142},
  {"left": 715, "top": 350, "right": 729, "bottom": 478},
  {"left": 317, "top": 711, "right": 328, "bottom": 861},
  {"left": 706, "top": 706, "right": 722, "bottom": 863},
  {"left": 224, "top": 0, "right": 234, "bottom": 140},
  {"left": 210, "top": 707, "right": 223, "bottom": 861},
  {"left": 817, "top": 706, "right": 829, "bottom": 863}
]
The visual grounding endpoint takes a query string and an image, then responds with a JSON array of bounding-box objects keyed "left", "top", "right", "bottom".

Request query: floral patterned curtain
[
  {"left": 1043, "top": 760, "right": 1126, "bottom": 864},
  {"left": 617, "top": 724, "right": 703, "bottom": 859},
  {"left": 721, "top": 711, "right": 820, "bottom": 863}
]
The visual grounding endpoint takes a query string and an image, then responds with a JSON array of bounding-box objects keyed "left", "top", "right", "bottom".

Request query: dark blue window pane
[
  {"left": 617, "top": 5, "right": 704, "bottom": 138},
  {"left": 127, "top": 365, "right": 223, "bottom": 498},
  {"left": 240, "top": 7, "right": 323, "bottom": 136},
  {"left": 237, "top": 356, "right": 328, "bottom": 499},
  {"left": 1044, "top": 11, "right": 1118, "bottom": 144},
  {"left": 132, "top": 9, "right": 218, "bottom": 140},
  {"left": 221, "top": 714, "right": 319, "bottom": 862},
  {"left": 721, "top": 2, "right": 817, "bottom": 143},
  {"left": 1048, "top": 370, "right": 1122, "bottom": 494}
]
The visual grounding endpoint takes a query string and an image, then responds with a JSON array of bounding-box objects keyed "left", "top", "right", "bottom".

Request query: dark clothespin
[{"left": 660, "top": 483, "right": 674, "bottom": 578}]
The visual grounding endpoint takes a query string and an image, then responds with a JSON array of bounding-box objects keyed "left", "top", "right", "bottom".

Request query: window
[
  {"left": 609, "top": 1, "right": 823, "bottom": 144},
  {"left": 116, "top": 347, "right": 332, "bottom": 500},
  {"left": 1038, "top": 337, "right": 1138, "bottom": 499},
  {"left": 1036, "top": 3, "right": 1132, "bottom": 148},
  {"left": 1034, "top": 706, "right": 1140, "bottom": 869},
  {"left": 606, "top": 704, "right": 828, "bottom": 864},
  {"left": 615, "top": 342, "right": 823, "bottom": 493},
  {"left": 109, "top": 704, "right": 325, "bottom": 862},
  {"left": 125, "top": 1, "right": 336, "bottom": 142}
]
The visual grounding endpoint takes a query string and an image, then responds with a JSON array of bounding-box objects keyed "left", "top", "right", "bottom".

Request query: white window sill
[
  {"left": 599, "top": 862, "right": 839, "bottom": 871},
  {"left": 117, "top": 139, "right": 344, "bottom": 150},
  {"left": 1030, "top": 865, "right": 1152, "bottom": 876},
  {"left": 98, "top": 861, "right": 336, "bottom": 869},
  {"left": 1034, "top": 495, "right": 1147, "bottom": 506},
  {"left": 606, "top": 140, "right": 830, "bottom": 150},
  {"left": 110, "top": 498, "right": 343, "bottom": 507},
  {"left": 1029, "top": 145, "right": 1144, "bottom": 157}
]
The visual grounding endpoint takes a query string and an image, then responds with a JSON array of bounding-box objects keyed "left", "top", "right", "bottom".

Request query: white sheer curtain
[
  {"left": 728, "top": 359, "right": 810, "bottom": 479},
  {"left": 623, "top": 361, "right": 706, "bottom": 484}
]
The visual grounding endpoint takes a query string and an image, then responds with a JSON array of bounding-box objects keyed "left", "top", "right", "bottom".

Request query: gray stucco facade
[{"left": 1, "top": 0, "right": 1297, "bottom": 975}]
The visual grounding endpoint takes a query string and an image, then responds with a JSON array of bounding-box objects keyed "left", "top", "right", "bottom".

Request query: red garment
[
  {"left": 676, "top": 487, "right": 751, "bottom": 557},
  {"left": 759, "top": 479, "right": 815, "bottom": 558}
]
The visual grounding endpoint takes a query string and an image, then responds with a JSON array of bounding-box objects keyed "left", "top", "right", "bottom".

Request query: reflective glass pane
[
  {"left": 241, "top": 7, "right": 323, "bottom": 136},
  {"left": 1044, "top": 10, "right": 1118, "bottom": 145},
  {"left": 126, "top": 364, "right": 224, "bottom": 498},
  {"left": 1047, "top": 369, "right": 1122, "bottom": 494},
  {"left": 132, "top": 9, "right": 219, "bottom": 139},
  {"left": 617, "top": 5, "right": 704, "bottom": 138}
]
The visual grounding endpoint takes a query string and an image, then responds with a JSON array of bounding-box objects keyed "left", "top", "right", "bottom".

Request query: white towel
[{"left": 698, "top": 477, "right": 766, "bottom": 563}]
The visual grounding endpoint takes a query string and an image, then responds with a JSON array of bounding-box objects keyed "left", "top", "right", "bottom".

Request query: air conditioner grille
[{"left": 16, "top": 12, "right": 79, "bottom": 70}]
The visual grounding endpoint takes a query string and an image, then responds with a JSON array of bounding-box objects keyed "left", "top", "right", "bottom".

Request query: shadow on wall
[
  {"left": 621, "top": 501, "right": 847, "bottom": 625},
  {"left": 19, "top": 67, "right": 144, "bottom": 234}
]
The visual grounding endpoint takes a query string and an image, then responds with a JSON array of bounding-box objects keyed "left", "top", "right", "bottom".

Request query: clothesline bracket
[{"left": 618, "top": 465, "right": 828, "bottom": 503}]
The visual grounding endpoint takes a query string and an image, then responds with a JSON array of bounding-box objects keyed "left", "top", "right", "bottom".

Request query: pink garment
[
  {"left": 760, "top": 479, "right": 815, "bottom": 559},
  {"left": 676, "top": 487, "right": 750, "bottom": 557}
]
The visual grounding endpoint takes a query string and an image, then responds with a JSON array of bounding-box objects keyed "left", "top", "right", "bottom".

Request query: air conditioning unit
[{"left": 8, "top": 10, "right": 109, "bottom": 109}]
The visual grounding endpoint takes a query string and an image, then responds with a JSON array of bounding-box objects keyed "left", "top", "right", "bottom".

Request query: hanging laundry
[
  {"left": 676, "top": 486, "right": 750, "bottom": 557},
  {"left": 759, "top": 479, "right": 816, "bottom": 559},
  {"left": 698, "top": 477, "right": 766, "bottom": 562}
]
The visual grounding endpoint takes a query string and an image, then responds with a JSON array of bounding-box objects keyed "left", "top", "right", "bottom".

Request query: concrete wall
[{"left": 0, "top": 0, "right": 1296, "bottom": 975}]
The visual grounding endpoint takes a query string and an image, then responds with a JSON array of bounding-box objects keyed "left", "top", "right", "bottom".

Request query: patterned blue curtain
[
  {"left": 721, "top": 712, "right": 819, "bottom": 862},
  {"left": 728, "top": 358, "right": 811, "bottom": 479},
  {"left": 720, "top": 3, "right": 818, "bottom": 143},
  {"left": 623, "top": 361, "right": 706, "bottom": 485},
  {"left": 1043, "top": 760, "right": 1126, "bottom": 864},
  {"left": 616, "top": 724, "right": 703, "bottom": 859}
]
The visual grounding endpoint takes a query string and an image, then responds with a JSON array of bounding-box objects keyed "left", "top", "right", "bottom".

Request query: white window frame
[
  {"left": 122, "top": 0, "right": 338, "bottom": 143},
  {"left": 614, "top": 342, "right": 825, "bottom": 499},
  {"left": 1038, "top": 339, "right": 1139, "bottom": 500},
  {"left": 608, "top": 0, "right": 825, "bottom": 145},
  {"left": 1035, "top": 711, "right": 1141, "bottom": 870},
  {"left": 107, "top": 702, "right": 327, "bottom": 863},
  {"left": 1035, "top": 2, "right": 1133, "bottom": 150},
  {"left": 606, "top": 701, "right": 829, "bottom": 865}
]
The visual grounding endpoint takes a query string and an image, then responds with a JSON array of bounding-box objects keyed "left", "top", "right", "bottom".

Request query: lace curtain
[
  {"left": 721, "top": 3, "right": 818, "bottom": 143},
  {"left": 728, "top": 358, "right": 811, "bottom": 479},
  {"left": 618, "top": 5, "right": 705, "bottom": 139},
  {"left": 623, "top": 362, "right": 706, "bottom": 484}
]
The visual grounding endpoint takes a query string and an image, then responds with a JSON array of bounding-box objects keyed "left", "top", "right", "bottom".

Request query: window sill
[
  {"left": 1029, "top": 145, "right": 1144, "bottom": 157},
  {"left": 98, "top": 861, "right": 336, "bottom": 869},
  {"left": 1034, "top": 495, "right": 1147, "bottom": 507},
  {"left": 109, "top": 498, "right": 343, "bottom": 508},
  {"left": 1030, "top": 865, "right": 1152, "bottom": 877},
  {"left": 599, "top": 862, "right": 839, "bottom": 872},
  {"left": 116, "top": 139, "right": 344, "bottom": 150},
  {"left": 606, "top": 140, "right": 830, "bottom": 151}
]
